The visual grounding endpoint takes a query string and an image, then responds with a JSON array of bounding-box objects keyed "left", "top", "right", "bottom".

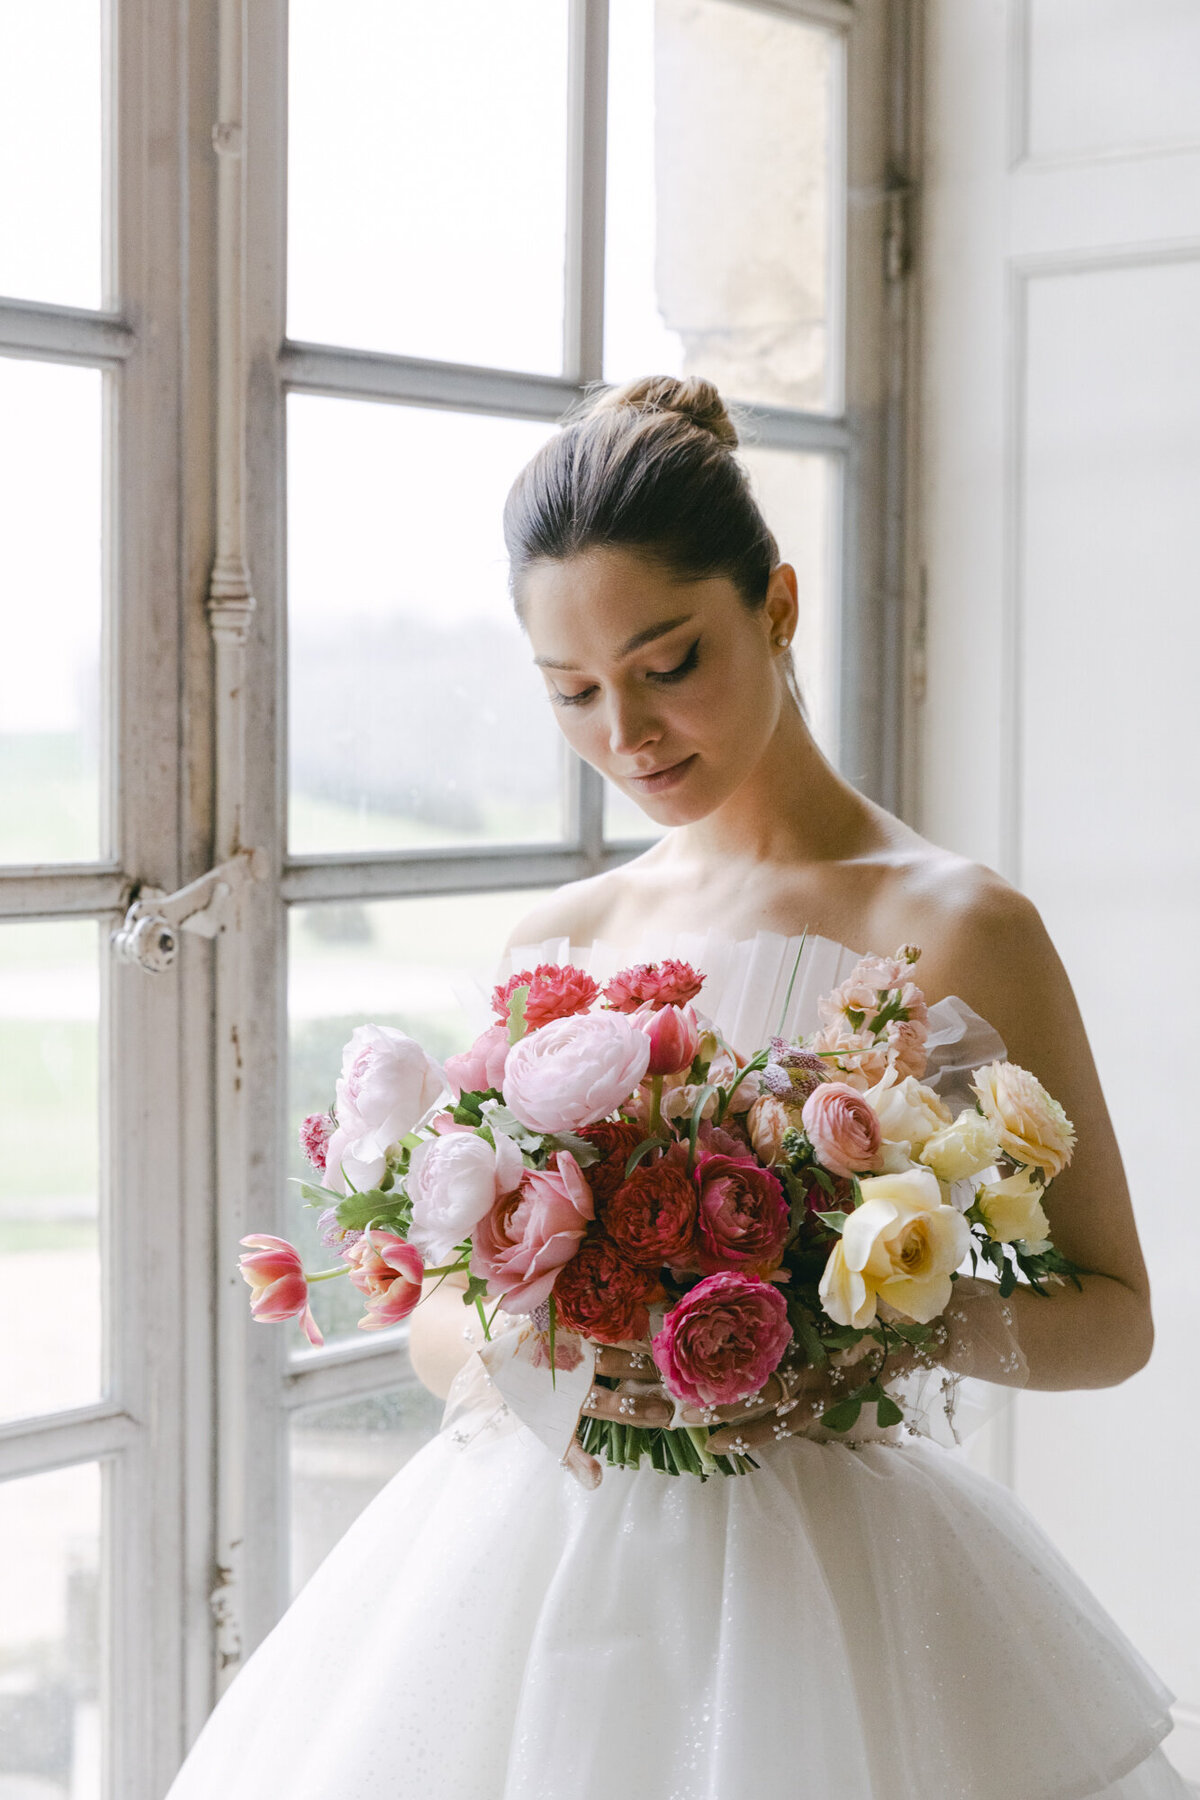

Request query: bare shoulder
[{"left": 503, "top": 861, "right": 640, "bottom": 956}]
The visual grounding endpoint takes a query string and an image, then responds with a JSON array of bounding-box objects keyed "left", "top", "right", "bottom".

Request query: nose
[{"left": 605, "top": 687, "right": 661, "bottom": 759}]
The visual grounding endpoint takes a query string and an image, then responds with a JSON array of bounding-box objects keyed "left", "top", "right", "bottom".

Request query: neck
[{"left": 669, "top": 701, "right": 887, "bottom": 869}]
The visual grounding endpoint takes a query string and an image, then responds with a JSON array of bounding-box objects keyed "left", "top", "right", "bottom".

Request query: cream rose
[
  {"left": 971, "top": 1061, "right": 1075, "bottom": 1178},
  {"left": 919, "top": 1109, "right": 1001, "bottom": 1183},
  {"left": 818, "top": 1167, "right": 971, "bottom": 1329},
  {"left": 864, "top": 1069, "right": 953, "bottom": 1159},
  {"left": 976, "top": 1167, "right": 1051, "bottom": 1247}
]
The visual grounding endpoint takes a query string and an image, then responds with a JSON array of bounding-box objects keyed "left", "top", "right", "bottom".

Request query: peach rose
[
  {"left": 469, "top": 1151, "right": 594, "bottom": 1313},
  {"left": 818, "top": 1167, "right": 971, "bottom": 1329},
  {"left": 971, "top": 1061, "right": 1076, "bottom": 1178}
]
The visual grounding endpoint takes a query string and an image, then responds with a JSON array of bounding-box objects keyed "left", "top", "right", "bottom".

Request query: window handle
[{"left": 111, "top": 848, "right": 267, "bottom": 972}]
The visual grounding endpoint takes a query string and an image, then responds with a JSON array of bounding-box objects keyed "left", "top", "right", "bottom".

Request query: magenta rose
[
  {"left": 693, "top": 1152, "right": 789, "bottom": 1275},
  {"left": 443, "top": 1024, "right": 510, "bottom": 1098},
  {"left": 469, "top": 1151, "right": 594, "bottom": 1313},
  {"left": 502, "top": 1011, "right": 650, "bottom": 1135},
  {"left": 552, "top": 1234, "right": 655, "bottom": 1344},
  {"left": 652, "top": 1271, "right": 793, "bottom": 1408},
  {"left": 801, "top": 1081, "right": 883, "bottom": 1179}
]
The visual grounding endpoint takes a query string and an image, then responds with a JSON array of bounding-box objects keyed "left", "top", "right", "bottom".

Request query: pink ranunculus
[
  {"left": 491, "top": 963, "right": 599, "bottom": 1031},
  {"left": 324, "top": 1025, "right": 447, "bottom": 1194},
  {"left": 602, "top": 958, "right": 705, "bottom": 1014},
  {"left": 652, "top": 1270, "right": 792, "bottom": 1408},
  {"left": 406, "top": 1129, "right": 524, "bottom": 1265},
  {"left": 694, "top": 1152, "right": 790, "bottom": 1275},
  {"left": 443, "top": 1024, "right": 511, "bottom": 1099},
  {"left": 238, "top": 1234, "right": 323, "bottom": 1346},
  {"left": 635, "top": 1001, "right": 701, "bottom": 1077},
  {"left": 502, "top": 1011, "right": 651, "bottom": 1135},
  {"left": 801, "top": 1081, "right": 884, "bottom": 1179},
  {"left": 299, "top": 1111, "right": 334, "bottom": 1172},
  {"left": 469, "top": 1152, "right": 595, "bottom": 1313},
  {"left": 344, "top": 1229, "right": 425, "bottom": 1331}
]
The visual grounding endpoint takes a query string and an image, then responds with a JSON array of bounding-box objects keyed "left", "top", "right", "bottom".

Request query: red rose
[
  {"left": 604, "top": 1161, "right": 698, "bottom": 1266},
  {"left": 552, "top": 1233, "right": 655, "bottom": 1344},
  {"left": 694, "top": 1152, "right": 790, "bottom": 1276},
  {"left": 602, "top": 959, "right": 704, "bottom": 1014},
  {"left": 492, "top": 963, "right": 599, "bottom": 1031},
  {"left": 577, "top": 1120, "right": 645, "bottom": 1203}
]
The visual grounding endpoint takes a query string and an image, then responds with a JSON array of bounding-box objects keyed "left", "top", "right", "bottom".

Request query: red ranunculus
[
  {"left": 604, "top": 1160, "right": 698, "bottom": 1267},
  {"left": 694, "top": 1152, "right": 790, "bottom": 1276},
  {"left": 577, "top": 1120, "right": 645, "bottom": 1203},
  {"left": 551, "top": 1233, "right": 655, "bottom": 1344},
  {"left": 492, "top": 963, "right": 599, "bottom": 1031},
  {"left": 602, "top": 959, "right": 704, "bottom": 1014},
  {"left": 653, "top": 1271, "right": 792, "bottom": 1408}
]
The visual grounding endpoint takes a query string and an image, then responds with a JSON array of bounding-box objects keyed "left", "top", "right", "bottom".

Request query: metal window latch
[{"left": 111, "top": 848, "right": 267, "bottom": 973}]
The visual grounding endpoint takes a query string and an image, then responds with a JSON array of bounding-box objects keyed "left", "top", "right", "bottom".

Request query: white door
[{"left": 918, "top": 0, "right": 1200, "bottom": 1781}]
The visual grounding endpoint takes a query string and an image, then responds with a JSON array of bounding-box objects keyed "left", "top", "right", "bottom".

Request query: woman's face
[{"left": 519, "top": 547, "right": 797, "bottom": 828}]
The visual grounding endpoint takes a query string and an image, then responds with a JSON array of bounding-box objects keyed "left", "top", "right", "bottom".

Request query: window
[{"left": 0, "top": 2, "right": 909, "bottom": 1790}]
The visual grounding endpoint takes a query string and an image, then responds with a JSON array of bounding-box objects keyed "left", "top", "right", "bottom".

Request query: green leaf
[
  {"left": 544, "top": 1131, "right": 601, "bottom": 1168},
  {"left": 875, "top": 1393, "right": 905, "bottom": 1428},
  {"left": 506, "top": 985, "right": 530, "bottom": 1044},
  {"left": 292, "top": 1177, "right": 344, "bottom": 1207},
  {"left": 462, "top": 1272, "right": 490, "bottom": 1307},
  {"left": 335, "top": 1188, "right": 404, "bottom": 1232},
  {"left": 818, "top": 1397, "right": 864, "bottom": 1433},
  {"left": 815, "top": 1209, "right": 849, "bottom": 1235},
  {"left": 547, "top": 1290, "right": 558, "bottom": 1390},
  {"left": 686, "top": 1084, "right": 718, "bottom": 1170},
  {"left": 624, "top": 1135, "right": 669, "bottom": 1179}
]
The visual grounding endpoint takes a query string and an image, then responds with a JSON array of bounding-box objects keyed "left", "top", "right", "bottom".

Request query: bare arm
[
  {"left": 407, "top": 1271, "right": 487, "bottom": 1401},
  {"left": 913, "top": 874, "right": 1153, "bottom": 1390}
]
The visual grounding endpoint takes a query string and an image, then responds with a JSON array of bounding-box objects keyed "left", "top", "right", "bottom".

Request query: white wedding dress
[{"left": 165, "top": 932, "right": 1189, "bottom": 1800}]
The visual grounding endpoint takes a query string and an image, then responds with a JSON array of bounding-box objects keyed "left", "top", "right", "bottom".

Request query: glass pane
[
  {"left": 288, "top": 888, "right": 549, "bottom": 1343},
  {"left": 290, "top": 1384, "right": 443, "bottom": 1595},
  {"left": 288, "top": 398, "right": 563, "bottom": 854},
  {"left": 605, "top": 0, "right": 839, "bottom": 410},
  {"left": 288, "top": 0, "right": 569, "bottom": 372},
  {"left": 603, "top": 449, "right": 837, "bottom": 841},
  {"left": 0, "top": 921, "right": 102, "bottom": 1424},
  {"left": 0, "top": 4, "right": 103, "bottom": 309},
  {"left": 0, "top": 360, "right": 104, "bottom": 866},
  {"left": 0, "top": 1461, "right": 103, "bottom": 1798}
]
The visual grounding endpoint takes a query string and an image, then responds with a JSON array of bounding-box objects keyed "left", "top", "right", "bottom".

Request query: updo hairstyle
[{"left": 503, "top": 375, "right": 781, "bottom": 615}]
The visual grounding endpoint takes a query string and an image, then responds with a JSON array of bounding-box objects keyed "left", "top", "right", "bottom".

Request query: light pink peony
[
  {"left": 324, "top": 1025, "right": 446, "bottom": 1194},
  {"left": 239, "top": 1234, "right": 323, "bottom": 1346},
  {"left": 502, "top": 1011, "right": 650, "bottom": 1135},
  {"left": 344, "top": 1229, "right": 425, "bottom": 1331},
  {"left": 407, "top": 1129, "right": 524, "bottom": 1265},
  {"left": 652, "top": 1270, "right": 792, "bottom": 1408},
  {"left": 801, "top": 1081, "right": 884, "bottom": 1178},
  {"left": 635, "top": 1002, "right": 701, "bottom": 1077},
  {"left": 443, "top": 1024, "right": 511, "bottom": 1099},
  {"left": 469, "top": 1152, "right": 595, "bottom": 1313}
]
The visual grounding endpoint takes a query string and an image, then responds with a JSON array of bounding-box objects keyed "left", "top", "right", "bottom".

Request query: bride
[{"left": 166, "top": 377, "right": 1188, "bottom": 1798}]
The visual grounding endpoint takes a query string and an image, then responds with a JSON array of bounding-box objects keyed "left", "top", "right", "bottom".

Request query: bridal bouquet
[{"left": 241, "top": 944, "right": 1080, "bottom": 1479}]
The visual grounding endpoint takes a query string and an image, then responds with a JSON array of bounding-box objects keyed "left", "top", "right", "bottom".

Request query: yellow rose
[
  {"left": 864, "top": 1069, "right": 953, "bottom": 1156},
  {"left": 818, "top": 1167, "right": 972, "bottom": 1329},
  {"left": 919, "top": 1109, "right": 1001, "bottom": 1183},
  {"left": 976, "top": 1168, "right": 1051, "bottom": 1247},
  {"left": 971, "top": 1061, "right": 1075, "bottom": 1178}
]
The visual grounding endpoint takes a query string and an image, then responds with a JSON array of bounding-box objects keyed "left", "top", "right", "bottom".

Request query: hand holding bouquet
[{"left": 242, "top": 943, "right": 1080, "bottom": 1480}]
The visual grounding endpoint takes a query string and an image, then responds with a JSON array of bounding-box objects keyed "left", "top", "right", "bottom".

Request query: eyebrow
[{"left": 533, "top": 614, "right": 695, "bottom": 672}]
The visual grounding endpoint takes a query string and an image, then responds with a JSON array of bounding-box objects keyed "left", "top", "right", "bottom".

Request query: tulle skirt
[{"left": 164, "top": 1391, "right": 1189, "bottom": 1800}]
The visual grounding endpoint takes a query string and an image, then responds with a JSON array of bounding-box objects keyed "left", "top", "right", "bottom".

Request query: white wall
[{"left": 918, "top": 0, "right": 1200, "bottom": 1781}]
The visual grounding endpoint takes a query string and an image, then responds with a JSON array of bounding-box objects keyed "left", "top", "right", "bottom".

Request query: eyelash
[{"left": 551, "top": 640, "right": 701, "bottom": 708}]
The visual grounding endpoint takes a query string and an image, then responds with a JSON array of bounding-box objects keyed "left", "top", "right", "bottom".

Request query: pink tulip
[
  {"left": 635, "top": 1002, "right": 701, "bottom": 1077},
  {"left": 239, "top": 1234, "right": 324, "bottom": 1347},
  {"left": 344, "top": 1229, "right": 425, "bottom": 1331}
]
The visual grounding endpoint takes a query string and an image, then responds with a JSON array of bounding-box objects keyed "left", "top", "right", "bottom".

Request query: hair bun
[{"left": 588, "top": 375, "right": 739, "bottom": 450}]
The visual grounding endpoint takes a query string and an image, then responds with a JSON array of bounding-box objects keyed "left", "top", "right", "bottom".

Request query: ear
[{"left": 763, "top": 564, "right": 800, "bottom": 648}]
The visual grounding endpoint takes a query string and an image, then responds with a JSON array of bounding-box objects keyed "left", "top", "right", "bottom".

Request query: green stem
[
  {"left": 647, "top": 1075, "right": 664, "bottom": 1138},
  {"left": 304, "top": 1265, "right": 351, "bottom": 1284}
]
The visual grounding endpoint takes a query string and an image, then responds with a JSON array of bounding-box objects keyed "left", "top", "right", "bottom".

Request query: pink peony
[
  {"left": 239, "top": 1234, "right": 323, "bottom": 1347},
  {"left": 344, "top": 1229, "right": 425, "bottom": 1331},
  {"left": 443, "top": 1024, "right": 511, "bottom": 1098},
  {"left": 602, "top": 959, "right": 704, "bottom": 1013},
  {"left": 469, "top": 1152, "right": 595, "bottom": 1313},
  {"left": 299, "top": 1111, "right": 334, "bottom": 1172},
  {"left": 801, "top": 1081, "right": 884, "bottom": 1179},
  {"left": 635, "top": 1001, "right": 701, "bottom": 1077},
  {"left": 407, "top": 1129, "right": 525, "bottom": 1265},
  {"left": 324, "top": 1025, "right": 446, "bottom": 1194},
  {"left": 492, "top": 963, "right": 599, "bottom": 1031},
  {"left": 693, "top": 1152, "right": 790, "bottom": 1275},
  {"left": 652, "top": 1271, "right": 792, "bottom": 1408},
  {"left": 552, "top": 1234, "right": 656, "bottom": 1344},
  {"left": 502, "top": 1011, "right": 650, "bottom": 1135}
]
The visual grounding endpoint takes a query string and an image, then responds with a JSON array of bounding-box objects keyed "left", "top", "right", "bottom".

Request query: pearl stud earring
[{"left": 773, "top": 633, "right": 791, "bottom": 649}]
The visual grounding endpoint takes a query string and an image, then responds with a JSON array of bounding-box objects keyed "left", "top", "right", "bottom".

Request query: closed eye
[{"left": 547, "top": 638, "right": 701, "bottom": 707}]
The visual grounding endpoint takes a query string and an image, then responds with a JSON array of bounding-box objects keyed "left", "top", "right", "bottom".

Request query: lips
[{"left": 625, "top": 754, "right": 697, "bottom": 795}]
